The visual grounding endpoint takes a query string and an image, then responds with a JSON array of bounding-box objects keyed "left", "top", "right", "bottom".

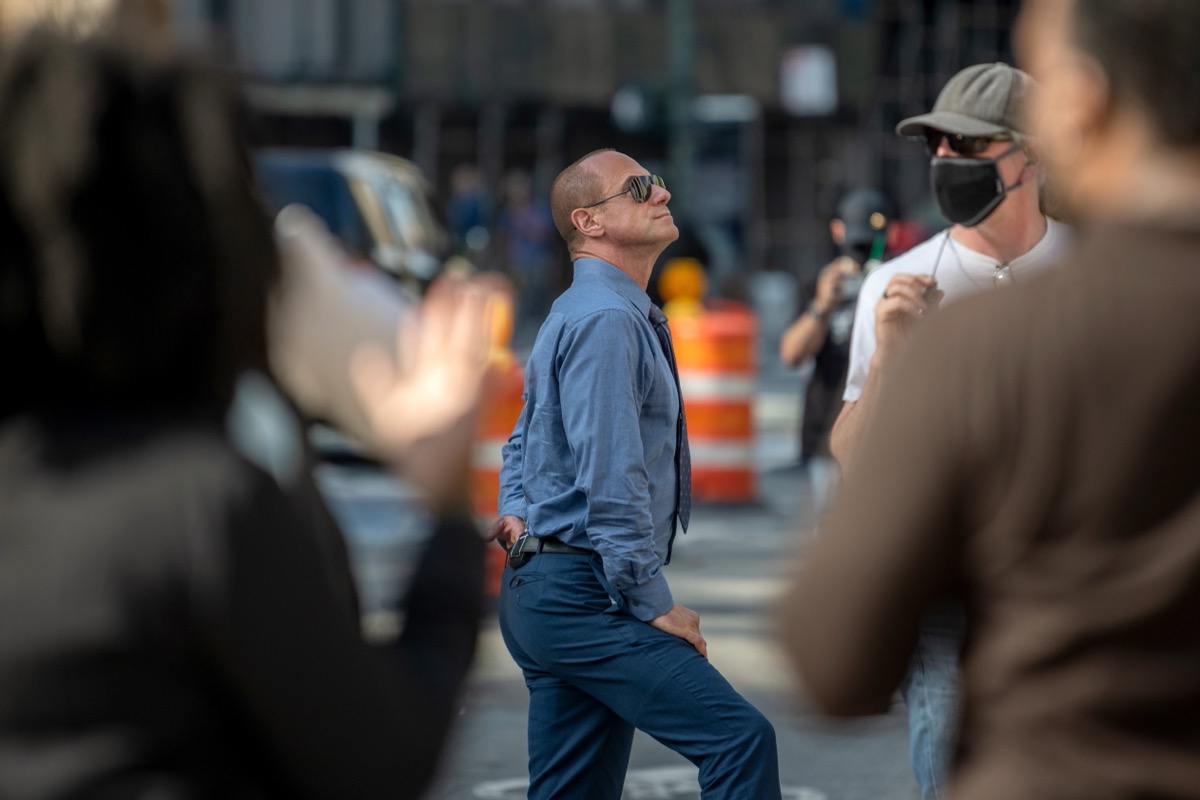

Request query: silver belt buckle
[{"left": 508, "top": 532, "right": 533, "bottom": 569}]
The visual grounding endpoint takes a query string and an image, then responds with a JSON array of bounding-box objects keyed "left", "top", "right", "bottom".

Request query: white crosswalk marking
[{"left": 472, "top": 766, "right": 826, "bottom": 799}]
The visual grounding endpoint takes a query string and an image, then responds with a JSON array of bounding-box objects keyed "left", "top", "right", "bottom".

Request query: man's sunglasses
[
  {"left": 583, "top": 174, "right": 666, "bottom": 208},
  {"left": 923, "top": 130, "right": 1011, "bottom": 157}
]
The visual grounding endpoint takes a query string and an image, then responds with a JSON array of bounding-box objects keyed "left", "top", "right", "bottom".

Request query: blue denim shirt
[{"left": 497, "top": 258, "right": 682, "bottom": 621}]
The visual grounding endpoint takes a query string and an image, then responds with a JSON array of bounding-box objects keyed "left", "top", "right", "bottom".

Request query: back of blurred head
[
  {"left": 1018, "top": 0, "right": 1200, "bottom": 218},
  {"left": 0, "top": 28, "right": 279, "bottom": 420}
]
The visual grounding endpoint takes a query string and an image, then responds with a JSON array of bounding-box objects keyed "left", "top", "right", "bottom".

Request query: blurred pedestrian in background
[
  {"left": 0, "top": 28, "right": 493, "bottom": 799},
  {"left": 779, "top": 187, "right": 895, "bottom": 519},
  {"left": 823, "top": 61, "right": 1072, "bottom": 800},
  {"left": 446, "top": 161, "right": 491, "bottom": 262},
  {"left": 781, "top": 0, "right": 1200, "bottom": 797},
  {"left": 488, "top": 149, "right": 781, "bottom": 800}
]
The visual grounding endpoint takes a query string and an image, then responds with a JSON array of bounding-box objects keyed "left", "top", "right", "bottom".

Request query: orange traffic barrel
[
  {"left": 669, "top": 302, "right": 758, "bottom": 504},
  {"left": 471, "top": 360, "right": 525, "bottom": 597}
]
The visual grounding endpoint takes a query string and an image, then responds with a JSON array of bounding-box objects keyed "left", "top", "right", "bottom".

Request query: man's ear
[
  {"left": 1035, "top": 54, "right": 1111, "bottom": 174},
  {"left": 570, "top": 207, "right": 604, "bottom": 239},
  {"left": 1066, "top": 53, "right": 1113, "bottom": 146}
]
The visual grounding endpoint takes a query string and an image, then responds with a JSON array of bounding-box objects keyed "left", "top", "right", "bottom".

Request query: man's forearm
[
  {"left": 779, "top": 314, "right": 827, "bottom": 367},
  {"left": 833, "top": 271, "right": 937, "bottom": 473},
  {"left": 829, "top": 365, "right": 886, "bottom": 474},
  {"left": 496, "top": 410, "right": 527, "bottom": 519}
]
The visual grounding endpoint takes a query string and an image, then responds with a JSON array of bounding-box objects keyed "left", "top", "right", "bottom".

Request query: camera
[{"left": 839, "top": 272, "right": 864, "bottom": 302}]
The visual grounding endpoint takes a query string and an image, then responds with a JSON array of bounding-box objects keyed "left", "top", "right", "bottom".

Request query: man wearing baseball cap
[{"left": 827, "top": 63, "right": 1072, "bottom": 800}]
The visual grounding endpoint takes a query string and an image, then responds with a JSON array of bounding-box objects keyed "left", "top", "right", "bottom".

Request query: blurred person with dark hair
[
  {"left": 780, "top": 1, "right": 1200, "bottom": 797},
  {"left": 779, "top": 188, "right": 895, "bottom": 518},
  {"left": 0, "top": 0, "right": 398, "bottom": 624},
  {"left": 495, "top": 167, "right": 557, "bottom": 340},
  {"left": 0, "top": 30, "right": 493, "bottom": 799},
  {"left": 0, "top": 0, "right": 450, "bottom": 462},
  {"left": 822, "top": 62, "right": 1072, "bottom": 800},
  {"left": 487, "top": 149, "right": 781, "bottom": 800},
  {"left": 447, "top": 161, "right": 490, "bottom": 259}
]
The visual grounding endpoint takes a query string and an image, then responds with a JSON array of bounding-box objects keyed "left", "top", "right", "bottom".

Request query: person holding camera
[{"left": 780, "top": 188, "right": 895, "bottom": 518}]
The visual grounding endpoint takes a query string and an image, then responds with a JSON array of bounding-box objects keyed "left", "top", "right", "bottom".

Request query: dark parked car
[{"left": 255, "top": 148, "right": 457, "bottom": 295}]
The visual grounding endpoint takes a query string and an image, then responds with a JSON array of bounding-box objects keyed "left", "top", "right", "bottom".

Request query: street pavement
[{"left": 414, "top": 381, "right": 919, "bottom": 800}]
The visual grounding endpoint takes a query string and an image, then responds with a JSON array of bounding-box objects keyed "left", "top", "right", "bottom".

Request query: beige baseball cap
[{"left": 896, "top": 62, "right": 1037, "bottom": 139}]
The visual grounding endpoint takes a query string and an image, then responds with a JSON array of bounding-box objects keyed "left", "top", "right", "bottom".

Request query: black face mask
[
  {"left": 930, "top": 142, "right": 1025, "bottom": 228},
  {"left": 840, "top": 241, "right": 873, "bottom": 266}
]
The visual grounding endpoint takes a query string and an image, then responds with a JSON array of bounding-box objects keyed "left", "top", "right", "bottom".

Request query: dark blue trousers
[{"left": 499, "top": 551, "right": 781, "bottom": 800}]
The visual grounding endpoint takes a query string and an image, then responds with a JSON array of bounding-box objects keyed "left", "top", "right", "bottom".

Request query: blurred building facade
[{"left": 172, "top": 0, "right": 1019, "bottom": 284}]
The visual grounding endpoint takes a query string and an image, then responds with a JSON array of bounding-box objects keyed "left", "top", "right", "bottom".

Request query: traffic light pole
[{"left": 667, "top": 0, "right": 695, "bottom": 222}]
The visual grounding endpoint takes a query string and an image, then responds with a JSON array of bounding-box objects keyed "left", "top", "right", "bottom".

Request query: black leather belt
[{"left": 508, "top": 533, "right": 592, "bottom": 568}]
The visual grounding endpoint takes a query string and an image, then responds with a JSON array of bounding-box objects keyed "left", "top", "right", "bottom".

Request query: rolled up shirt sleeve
[{"left": 497, "top": 403, "right": 528, "bottom": 521}]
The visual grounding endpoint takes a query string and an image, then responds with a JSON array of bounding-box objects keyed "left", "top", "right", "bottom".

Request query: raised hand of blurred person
[
  {"left": 812, "top": 258, "right": 849, "bottom": 314},
  {"left": 350, "top": 275, "right": 499, "bottom": 512},
  {"left": 271, "top": 205, "right": 417, "bottom": 450}
]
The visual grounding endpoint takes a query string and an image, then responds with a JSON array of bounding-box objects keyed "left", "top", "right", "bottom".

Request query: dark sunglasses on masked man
[
  {"left": 583, "top": 174, "right": 666, "bottom": 208},
  {"left": 923, "top": 130, "right": 1012, "bottom": 158}
]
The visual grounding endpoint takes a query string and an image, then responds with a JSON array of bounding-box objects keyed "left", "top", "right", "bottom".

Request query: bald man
[{"left": 488, "top": 149, "right": 781, "bottom": 800}]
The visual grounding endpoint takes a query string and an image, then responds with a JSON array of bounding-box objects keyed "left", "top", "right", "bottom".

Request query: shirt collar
[
  {"left": 950, "top": 217, "right": 1064, "bottom": 270},
  {"left": 1012, "top": 217, "right": 1064, "bottom": 269},
  {"left": 573, "top": 258, "right": 653, "bottom": 319}
]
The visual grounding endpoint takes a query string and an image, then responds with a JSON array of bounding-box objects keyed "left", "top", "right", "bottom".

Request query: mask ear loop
[{"left": 992, "top": 141, "right": 1029, "bottom": 197}]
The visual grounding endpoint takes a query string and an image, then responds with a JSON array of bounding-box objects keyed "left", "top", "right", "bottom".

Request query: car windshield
[{"left": 255, "top": 159, "right": 372, "bottom": 258}]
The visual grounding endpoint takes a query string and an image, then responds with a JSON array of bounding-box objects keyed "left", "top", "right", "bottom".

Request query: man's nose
[
  {"left": 933, "top": 135, "right": 955, "bottom": 157},
  {"left": 650, "top": 183, "right": 671, "bottom": 203}
]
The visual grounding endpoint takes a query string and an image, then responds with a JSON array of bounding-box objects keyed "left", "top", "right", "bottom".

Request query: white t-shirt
[{"left": 843, "top": 218, "right": 1072, "bottom": 402}]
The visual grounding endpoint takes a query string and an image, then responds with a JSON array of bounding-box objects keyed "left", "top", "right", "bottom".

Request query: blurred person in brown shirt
[{"left": 779, "top": 0, "right": 1200, "bottom": 798}]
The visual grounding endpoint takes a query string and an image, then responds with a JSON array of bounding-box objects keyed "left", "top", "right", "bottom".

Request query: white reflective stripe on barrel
[
  {"left": 471, "top": 440, "right": 507, "bottom": 470},
  {"left": 678, "top": 372, "right": 756, "bottom": 399},
  {"left": 688, "top": 440, "right": 754, "bottom": 467}
]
